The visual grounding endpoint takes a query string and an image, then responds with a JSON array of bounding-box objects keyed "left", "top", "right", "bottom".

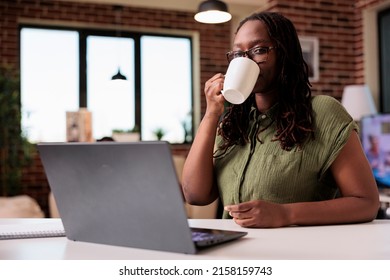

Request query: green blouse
[{"left": 214, "top": 95, "right": 358, "bottom": 219}]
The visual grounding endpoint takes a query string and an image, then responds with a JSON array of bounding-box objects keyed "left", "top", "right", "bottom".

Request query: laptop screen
[{"left": 360, "top": 114, "right": 390, "bottom": 188}]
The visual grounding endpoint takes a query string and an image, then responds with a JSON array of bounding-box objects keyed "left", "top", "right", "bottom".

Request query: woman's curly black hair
[{"left": 217, "top": 12, "right": 315, "bottom": 154}]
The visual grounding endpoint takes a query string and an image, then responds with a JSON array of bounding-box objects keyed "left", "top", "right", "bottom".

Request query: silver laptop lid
[{"left": 38, "top": 141, "right": 197, "bottom": 254}]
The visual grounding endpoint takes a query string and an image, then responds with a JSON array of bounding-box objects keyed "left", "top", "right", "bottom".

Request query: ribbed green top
[{"left": 214, "top": 95, "right": 358, "bottom": 219}]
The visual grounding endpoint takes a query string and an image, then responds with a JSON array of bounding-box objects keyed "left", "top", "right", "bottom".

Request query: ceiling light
[
  {"left": 111, "top": 68, "right": 127, "bottom": 81},
  {"left": 194, "top": 0, "right": 232, "bottom": 24},
  {"left": 111, "top": 5, "right": 127, "bottom": 81}
]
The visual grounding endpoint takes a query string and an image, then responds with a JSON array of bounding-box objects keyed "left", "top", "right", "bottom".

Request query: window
[
  {"left": 20, "top": 27, "right": 193, "bottom": 143},
  {"left": 20, "top": 28, "right": 79, "bottom": 142},
  {"left": 141, "top": 36, "right": 192, "bottom": 142},
  {"left": 87, "top": 36, "right": 135, "bottom": 139}
]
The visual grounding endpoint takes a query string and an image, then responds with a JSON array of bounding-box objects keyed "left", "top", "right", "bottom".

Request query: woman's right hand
[{"left": 204, "top": 73, "right": 226, "bottom": 117}]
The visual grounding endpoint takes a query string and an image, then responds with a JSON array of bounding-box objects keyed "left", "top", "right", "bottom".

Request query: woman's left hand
[{"left": 224, "top": 200, "right": 291, "bottom": 228}]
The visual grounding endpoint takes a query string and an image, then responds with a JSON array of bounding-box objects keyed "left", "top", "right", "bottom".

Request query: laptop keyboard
[{"left": 191, "top": 231, "right": 224, "bottom": 242}]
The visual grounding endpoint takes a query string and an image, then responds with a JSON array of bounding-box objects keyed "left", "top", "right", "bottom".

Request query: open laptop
[{"left": 37, "top": 141, "right": 247, "bottom": 254}]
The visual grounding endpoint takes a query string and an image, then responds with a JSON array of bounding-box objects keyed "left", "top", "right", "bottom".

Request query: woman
[{"left": 182, "top": 12, "right": 379, "bottom": 228}]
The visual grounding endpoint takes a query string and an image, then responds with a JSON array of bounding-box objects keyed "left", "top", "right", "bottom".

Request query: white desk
[{"left": 1, "top": 218, "right": 389, "bottom": 260}]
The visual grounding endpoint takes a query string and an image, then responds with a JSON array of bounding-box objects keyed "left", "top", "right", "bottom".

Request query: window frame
[{"left": 19, "top": 23, "right": 198, "bottom": 143}]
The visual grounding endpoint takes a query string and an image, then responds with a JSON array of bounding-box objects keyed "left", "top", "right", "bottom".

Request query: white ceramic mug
[{"left": 222, "top": 57, "right": 260, "bottom": 104}]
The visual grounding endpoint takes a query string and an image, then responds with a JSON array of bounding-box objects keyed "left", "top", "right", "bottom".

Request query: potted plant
[
  {"left": 112, "top": 125, "right": 140, "bottom": 142},
  {"left": 0, "top": 64, "right": 33, "bottom": 196},
  {"left": 153, "top": 127, "right": 165, "bottom": 141}
]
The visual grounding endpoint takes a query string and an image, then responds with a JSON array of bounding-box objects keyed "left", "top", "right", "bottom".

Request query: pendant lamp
[
  {"left": 194, "top": 0, "right": 232, "bottom": 24},
  {"left": 111, "top": 5, "right": 127, "bottom": 81},
  {"left": 111, "top": 68, "right": 127, "bottom": 80}
]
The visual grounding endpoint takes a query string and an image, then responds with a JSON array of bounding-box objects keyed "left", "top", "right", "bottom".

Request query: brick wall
[
  {"left": 267, "top": 0, "right": 386, "bottom": 97},
  {"left": 0, "top": 0, "right": 386, "bottom": 215}
]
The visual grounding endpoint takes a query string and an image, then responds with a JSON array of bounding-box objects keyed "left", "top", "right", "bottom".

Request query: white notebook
[{"left": 0, "top": 220, "right": 65, "bottom": 240}]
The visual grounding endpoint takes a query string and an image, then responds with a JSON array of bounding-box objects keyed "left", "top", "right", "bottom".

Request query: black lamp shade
[
  {"left": 111, "top": 68, "right": 127, "bottom": 80},
  {"left": 199, "top": 0, "right": 228, "bottom": 12}
]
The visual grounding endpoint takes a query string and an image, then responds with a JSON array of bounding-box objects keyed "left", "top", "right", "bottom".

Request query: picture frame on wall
[{"left": 299, "top": 36, "right": 319, "bottom": 82}]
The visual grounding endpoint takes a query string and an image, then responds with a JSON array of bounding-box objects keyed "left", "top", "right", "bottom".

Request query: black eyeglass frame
[{"left": 226, "top": 46, "right": 277, "bottom": 63}]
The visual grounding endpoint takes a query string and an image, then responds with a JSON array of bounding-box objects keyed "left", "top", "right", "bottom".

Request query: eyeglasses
[{"left": 226, "top": 46, "right": 277, "bottom": 63}]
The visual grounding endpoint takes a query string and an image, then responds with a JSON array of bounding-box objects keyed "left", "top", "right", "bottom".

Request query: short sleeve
[{"left": 312, "top": 95, "right": 359, "bottom": 180}]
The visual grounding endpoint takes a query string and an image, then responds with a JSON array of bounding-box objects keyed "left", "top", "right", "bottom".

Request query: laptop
[{"left": 37, "top": 141, "right": 247, "bottom": 254}]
